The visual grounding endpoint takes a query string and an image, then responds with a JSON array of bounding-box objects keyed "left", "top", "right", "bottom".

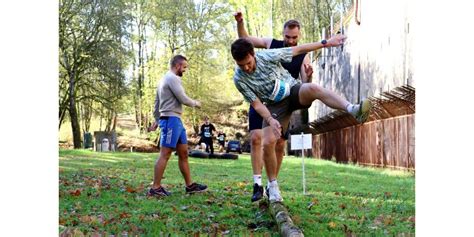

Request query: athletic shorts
[
  {"left": 248, "top": 105, "right": 263, "bottom": 131},
  {"left": 262, "top": 84, "right": 311, "bottom": 139},
  {"left": 159, "top": 116, "right": 187, "bottom": 149}
]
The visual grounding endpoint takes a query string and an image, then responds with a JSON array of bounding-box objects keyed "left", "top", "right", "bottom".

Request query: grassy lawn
[{"left": 59, "top": 149, "right": 415, "bottom": 236}]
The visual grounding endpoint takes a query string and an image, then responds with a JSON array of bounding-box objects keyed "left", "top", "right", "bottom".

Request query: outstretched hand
[
  {"left": 194, "top": 100, "right": 202, "bottom": 108},
  {"left": 233, "top": 11, "right": 243, "bottom": 22},
  {"left": 327, "top": 34, "right": 347, "bottom": 47}
]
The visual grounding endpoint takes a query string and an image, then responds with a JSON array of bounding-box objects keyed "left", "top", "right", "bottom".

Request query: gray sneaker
[{"left": 354, "top": 99, "right": 372, "bottom": 123}]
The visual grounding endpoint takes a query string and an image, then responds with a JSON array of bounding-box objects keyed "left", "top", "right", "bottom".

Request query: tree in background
[
  {"left": 59, "top": 0, "right": 354, "bottom": 148},
  {"left": 59, "top": 0, "right": 130, "bottom": 148}
]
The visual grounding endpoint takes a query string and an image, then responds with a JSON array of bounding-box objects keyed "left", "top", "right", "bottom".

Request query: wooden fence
[{"left": 312, "top": 114, "right": 415, "bottom": 170}]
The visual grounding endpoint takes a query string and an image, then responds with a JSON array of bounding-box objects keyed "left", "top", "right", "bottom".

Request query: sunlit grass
[{"left": 59, "top": 149, "right": 415, "bottom": 236}]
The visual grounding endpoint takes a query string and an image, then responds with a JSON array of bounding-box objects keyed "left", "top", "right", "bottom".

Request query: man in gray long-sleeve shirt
[{"left": 147, "top": 55, "right": 208, "bottom": 197}]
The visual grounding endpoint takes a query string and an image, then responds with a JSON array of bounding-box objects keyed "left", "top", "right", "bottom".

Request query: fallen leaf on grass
[
  {"left": 68, "top": 189, "right": 82, "bottom": 196},
  {"left": 80, "top": 215, "right": 92, "bottom": 223},
  {"left": 384, "top": 215, "right": 393, "bottom": 226},
  {"left": 206, "top": 197, "right": 216, "bottom": 205},
  {"left": 171, "top": 205, "right": 182, "bottom": 213},
  {"left": 103, "top": 217, "right": 116, "bottom": 226},
  {"left": 237, "top": 182, "right": 247, "bottom": 188},
  {"left": 119, "top": 212, "right": 131, "bottom": 219},
  {"left": 307, "top": 198, "right": 319, "bottom": 210},
  {"left": 328, "top": 221, "right": 337, "bottom": 228},
  {"left": 292, "top": 215, "right": 301, "bottom": 225},
  {"left": 126, "top": 186, "right": 136, "bottom": 193}
]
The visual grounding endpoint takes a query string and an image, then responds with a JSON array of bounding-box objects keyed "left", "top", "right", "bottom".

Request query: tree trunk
[
  {"left": 68, "top": 72, "right": 82, "bottom": 149},
  {"left": 269, "top": 202, "right": 304, "bottom": 237},
  {"left": 59, "top": 91, "right": 69, "bottom": 130},
  {"left": 112, "top": 111, "right": 117, "bottom": 131},
  {"left": 136, "top": 18, "right": 144, "bottom": 133}
]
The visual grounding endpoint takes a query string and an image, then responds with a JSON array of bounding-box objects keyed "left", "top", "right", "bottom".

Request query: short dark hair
[
  {"left": 231, "top": 38, "right": 254, "bottom": 61},
  {"left": 170, "top": 55, "right": 187, "bottom": 67},
  {"left": 283, "top": 19, "right": 301, "bottom": 30}
]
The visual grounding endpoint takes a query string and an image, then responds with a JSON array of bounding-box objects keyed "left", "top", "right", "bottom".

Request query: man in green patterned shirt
[{"left": 231, "top": 35, "right": 371, "bottom": 203}]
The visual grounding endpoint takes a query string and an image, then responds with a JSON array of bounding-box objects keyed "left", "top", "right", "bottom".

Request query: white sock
[
  {"left": 269, "top": 179, "right": 278, "bottom": 187},
  {"left": 346, "top": 103, "right": 359, "bottom": 116},
  {"left": 253, "top": 175, "right": 262, "bottom": 186}
]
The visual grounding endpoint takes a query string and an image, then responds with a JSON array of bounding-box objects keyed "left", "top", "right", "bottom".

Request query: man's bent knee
[
  {"left": 307, "top": 84, "right": 322, "bottom": 94},
  {"left": 250, "top": 130, "right": 262, "bottom": 147},
  {"left": 275, "top": 139, "right": 285, "bottom": 153}
]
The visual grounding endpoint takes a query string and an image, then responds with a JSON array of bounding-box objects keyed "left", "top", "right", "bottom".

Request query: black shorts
[
  {"left": 262, "top": 84, "right": 311, "bottom": 139},
  {"left": 218, "top": 141, "right": 225, "bottom": 146},
  {"left": 248, "top": 105, "right": 263, "bottom": 131}
]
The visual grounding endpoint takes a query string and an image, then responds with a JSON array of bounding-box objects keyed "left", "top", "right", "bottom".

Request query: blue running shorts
[{"left": 159, "top": 116, "right": 187, "bottom": 149}]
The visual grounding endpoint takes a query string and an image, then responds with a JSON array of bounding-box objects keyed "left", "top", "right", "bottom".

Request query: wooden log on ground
[{"left": 269, "top": 201, "right": 304, "bottom": 237}]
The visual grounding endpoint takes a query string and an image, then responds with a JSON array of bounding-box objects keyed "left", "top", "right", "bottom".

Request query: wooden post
[{"left": 269, "top": 202, "right": 304, "bottom": 237}]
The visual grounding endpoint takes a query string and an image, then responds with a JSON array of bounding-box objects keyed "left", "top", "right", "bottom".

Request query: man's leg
[
  {"left": 152, "top": 147, "right": 173, "bottom": 189},
  {"left": 262, "top": 125, "right": 283, "bottom": 202},
  {"left": 249, "top": 104, "right": 265, "bottom": 202},
  {"left": 298, "top": 84, "right": 371, "bottom": 123},
  {"left": 275, "top": 138, "right": 286, "bottom": 177},
  {"left": 176, "top": 143, "right": 192, "bottom": 186},
  {"left": 204, "top": 138, "right": 210, "bottom": 153},
  {"left": 250, "top": 129, "right": 265, "bottom": 202},
  {"left": 209, "top": 139, "right": 214, "bottom": 154},
  {"left": 250, "top": 129, "right": 264, "bottom": 177},
  {"left": 298, "top": 83, "right": 349, "bottom": 109}
]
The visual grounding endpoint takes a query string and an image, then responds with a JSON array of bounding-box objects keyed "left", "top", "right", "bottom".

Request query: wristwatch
[{"left": 321, "top": 39, "right": 327, "bottom": 46}]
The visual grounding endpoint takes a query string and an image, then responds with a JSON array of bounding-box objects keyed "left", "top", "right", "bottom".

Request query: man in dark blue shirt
[{"left": 199, "top": 116, "right": 216, "bottom": 154}]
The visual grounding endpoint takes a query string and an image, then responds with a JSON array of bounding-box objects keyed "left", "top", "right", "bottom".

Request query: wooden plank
[
  {"left": 394, "top": 117, "right": 400, "bottom": 167},
  {"left": 356, "top": 125, "right": 362, "bottom": 164},
  {"left": 398, "top": 116, "right": 408, "bottom": 168},
  {"left": 407, "top": 114, "right": 415, "bottom": 169},
  {"left": 376, "top": 120, "right": 385, "bottom": 167},
  {"left": 383, "top": 119, "right": 394, "bottom": 167}
]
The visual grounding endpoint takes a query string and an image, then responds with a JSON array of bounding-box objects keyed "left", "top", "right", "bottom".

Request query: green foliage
[
  {"left": 59, "top": 150, "right": 415, "bottom": 236},
  {"left": 60, "top": 0, "right": 357, "bottom": 143},
  {"left": 59, "top": 0, "right": 131, "bottom": 138}
]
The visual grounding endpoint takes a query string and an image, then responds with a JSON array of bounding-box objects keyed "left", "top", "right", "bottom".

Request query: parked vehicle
[{"left": 226, "top": 140, "right": 242, "bottom": 154}]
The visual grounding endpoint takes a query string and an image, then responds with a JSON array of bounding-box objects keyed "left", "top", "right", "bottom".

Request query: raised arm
[
  {"left": 292, "top": 34, "right": 346, "bottom": 57},
  {"left": 234, "top": 11, "right": 272, "bottom": 49}
]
